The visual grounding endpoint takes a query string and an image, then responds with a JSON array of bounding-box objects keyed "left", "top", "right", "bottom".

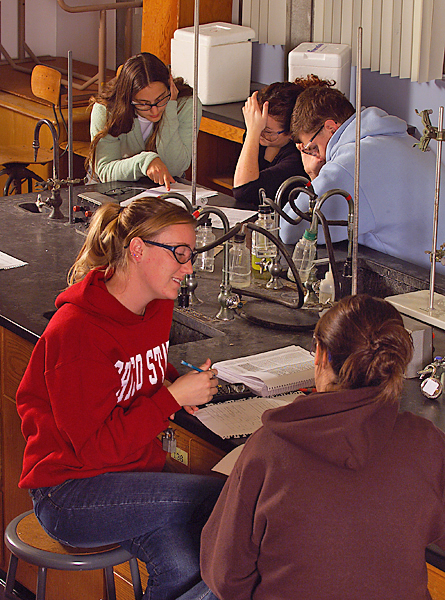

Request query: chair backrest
[{"left": 31, "top": 65, "right": 62, "bottom": 108}]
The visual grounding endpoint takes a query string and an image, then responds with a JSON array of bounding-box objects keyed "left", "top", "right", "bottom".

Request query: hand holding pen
[{"left": 167, "top": 358, "right": 218, "bottom": 414}]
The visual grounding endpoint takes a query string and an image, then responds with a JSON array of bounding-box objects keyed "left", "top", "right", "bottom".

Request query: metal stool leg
[
  {"left": 3, "top": 174, "right": 15, "bottom": 196},
  {"left": 36, "top": 566, "right": 47, "bottom": 600},
  {"left": 4, "top": 554, "right": 19, "bottom": 599},
  {"left": 104, "top": 565, "right": 117, "bottom": 600},
  {"left": 129, "top": 557, "right": 143, "bottom": 600}
]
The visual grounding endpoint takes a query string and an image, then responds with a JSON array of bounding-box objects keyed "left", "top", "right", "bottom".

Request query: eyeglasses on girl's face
[
  {"left": 142, "top": 239, "right": 198, "bottom": 264},
  {"left": 131, "top": 92, "right": 171, "bottom": 112},
  {"left": 260, "top": 127, "right": 287, "bottom": 142}
]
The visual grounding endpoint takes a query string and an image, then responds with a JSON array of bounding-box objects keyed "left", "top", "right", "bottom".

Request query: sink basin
[{"left": 170, "top": 310, "right": 224, "bottom": 345}]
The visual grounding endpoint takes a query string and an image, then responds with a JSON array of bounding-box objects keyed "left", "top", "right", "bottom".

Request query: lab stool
[
  {"left": 0, "top": 148, "right": 50, "bottom": 196},
  {"left": 3, "top": 510, "right": 143, "bottom": 600}
]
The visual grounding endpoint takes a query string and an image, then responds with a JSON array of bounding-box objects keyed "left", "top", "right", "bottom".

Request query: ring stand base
[
  {"left": 239, "top": 299, "right": 319, "bottom": 331},
  {"left": 387, "top": 290, "right": 445, "bottom": 330}
]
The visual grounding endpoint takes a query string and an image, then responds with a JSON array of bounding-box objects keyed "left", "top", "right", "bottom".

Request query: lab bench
[{"left": 2, "top": 182, "right": 445, "bottom": 599}]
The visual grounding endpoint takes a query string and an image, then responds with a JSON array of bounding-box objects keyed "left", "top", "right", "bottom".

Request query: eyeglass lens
[
  {"left": 133, "top": 94, "right": 171, "bottom": 110},
  {"left": 261, "top": 129, "right": 284, "bottom": 141},
  {"left": 173, "top": 245, "right": 195, "bottom": 264}
]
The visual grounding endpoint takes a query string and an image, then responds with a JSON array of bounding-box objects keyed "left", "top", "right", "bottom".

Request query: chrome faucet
[
  {"left": 159, "top": 192, "right": 193, "bottom": 213},
  {"left": 197, "top": 207, "right": 243, "bottom": 320},
  {"left": 33, "top": 119, "right": 64, "bottom": 220}
]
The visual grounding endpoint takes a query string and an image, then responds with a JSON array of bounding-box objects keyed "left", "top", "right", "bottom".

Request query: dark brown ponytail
[{"left": 314, "top": 294, "right": 413, "bottom": 403}]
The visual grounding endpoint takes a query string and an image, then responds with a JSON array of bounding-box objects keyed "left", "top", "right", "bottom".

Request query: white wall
[
  {"left": 2, "top": 0, "right": 21, "bottom": 58},
  {"left": 2, "top": 0, "right": 116, "bottom": 69}
]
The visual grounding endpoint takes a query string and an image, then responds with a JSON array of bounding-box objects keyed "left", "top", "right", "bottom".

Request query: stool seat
[
  {"left": 0, "top": 145, "right": 54, "bottom": 196},
  {"left": 4, "top": 510, "right": 143, "bottom": 600},
  {"left": 0, "top": 146, "right": 53, "bottom": 166}
]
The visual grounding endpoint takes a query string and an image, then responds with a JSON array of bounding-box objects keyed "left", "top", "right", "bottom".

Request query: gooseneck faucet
[
  {"left": 33, "top": 119, "right": 64, "bottom": 220},
  {"left": 159, "top": 192, "right": 194, "bottom": 213},
  {"left": 196, "top": 207, "right": 243, "bottom": 320}
]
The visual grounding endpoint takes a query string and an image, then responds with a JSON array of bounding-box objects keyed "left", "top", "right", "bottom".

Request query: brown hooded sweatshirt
[{"left": 201, "top": 387, "right": 445, "bottom": 600}]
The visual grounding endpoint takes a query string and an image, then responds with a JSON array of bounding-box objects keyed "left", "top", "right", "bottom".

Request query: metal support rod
[
  {"left": 68, "top": 51, "right": 74, "bottom": 225},
  {"left": 191, "top": 0, "right": 200, "bottom": 206},
  {"left": 124, "top": 7, "right": 133, "bottom": 61},
  {"left": 429, "top": 105, "right": 444, "bottom": 310},
  {"left": 57, "top": 0, "right": 141, "bottom": 12},
  {"left": 18, "top": 0, "right": 25, "bottom": 60},
  {"left": 352, "top": 26, "right": 362, "bottom": 296},
  {"left": 98, "top": 9, "right": 107, "bottom": 91}
]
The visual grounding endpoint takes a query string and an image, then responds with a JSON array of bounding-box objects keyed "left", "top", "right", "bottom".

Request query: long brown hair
[
  {"left": 314, "top": 294, "right": 413, "bottom": 403},
  {"left": 87, "top": 52, "right": 192, "bottom": 176},
  {"left": 68, "top": 197, "right": 195, "bottom": 285}
]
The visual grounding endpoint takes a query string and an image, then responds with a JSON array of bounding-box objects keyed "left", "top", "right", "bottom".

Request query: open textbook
[{"left": 212, "top": 345, "right": 315, "bottom": 397}]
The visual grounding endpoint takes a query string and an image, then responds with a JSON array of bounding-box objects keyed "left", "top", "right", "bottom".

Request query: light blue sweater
[
  {"left": 280, "top": 107, "right": 445, "bottom": 271},
  {"left": 90, "top": 96, "right": 202, "bottom": 182}
]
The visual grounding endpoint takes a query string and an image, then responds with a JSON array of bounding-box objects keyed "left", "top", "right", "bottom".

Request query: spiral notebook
[{"left": 212, "top": 345, "right": 315, "bottom": 397}]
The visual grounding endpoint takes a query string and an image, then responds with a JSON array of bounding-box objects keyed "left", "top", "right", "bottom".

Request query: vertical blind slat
[
  {"left": 323, "top": 0, "right": 334, "bottom": 43},
  {"left": 380, "top": 0, "right": 394, "bottom": 74},
  {"left": 341, "top": 0, "right": 354, "bottom": 47},
  {"left": 267, "top": 0, "right": 287, "bottom": 45},
  {"left": 390, "top": 0, "right": 403, "bottom": 77},
  {"left": 400, "top": 0, "right": 414, "bottom": 78},
  {"left": 313, "top": 0, "right": 326, "bottom": 42},
  {"left": 361, "top": 0, "right": 373, "bottom": 68},
  {"left": 258, "top": 0, "right": 269, "bottom": 44},
  {"left": 371, "top": 0, "right": 383, "bottom": 71},
  {"left": 332, "top": 0, "right": 343, "bottom": 43}
]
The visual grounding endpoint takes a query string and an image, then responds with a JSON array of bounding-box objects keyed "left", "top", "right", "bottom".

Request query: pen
[{"left": 181, "top": 360, "right": 204, "bottom": 373}]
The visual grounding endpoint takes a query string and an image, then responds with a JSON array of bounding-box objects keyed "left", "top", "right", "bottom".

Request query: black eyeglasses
[
  {"left": 302, "top": 124, "right": 325, "bottom": 155},
  {"left": 142, "top": 239, "right": 198, "bottom": 264},
  {"left": 131, "top": 93, "right": 171, "bottom": 111}
]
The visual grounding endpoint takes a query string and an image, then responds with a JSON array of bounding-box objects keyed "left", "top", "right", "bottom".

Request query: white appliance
[{"left": 171, "top": 22, "right": 255, "bottom": 105}]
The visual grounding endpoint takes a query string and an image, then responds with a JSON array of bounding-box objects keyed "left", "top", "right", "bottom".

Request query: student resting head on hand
[{"left": 87, "top": 52, "right": 201, "bottom": 190}]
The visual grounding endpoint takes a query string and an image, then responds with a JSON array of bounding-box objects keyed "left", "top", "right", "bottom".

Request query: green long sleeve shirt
[{"left": 90, "top": 96, "right": 202, "bottom": 182}]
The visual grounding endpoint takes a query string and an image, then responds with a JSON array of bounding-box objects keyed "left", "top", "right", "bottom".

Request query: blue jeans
[
  {"left": 30, "top": 471, "right": 224, "bottom": 600},
  {"left": 175, "top": 580, "right": 219, "bottom": 600}
]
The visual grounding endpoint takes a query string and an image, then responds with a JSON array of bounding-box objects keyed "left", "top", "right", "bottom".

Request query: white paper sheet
[
  {"left": 195, "top": 394, "right": 296, "bottom": 439},
  {"left": 207, "top": 207, "right": 258, "bottom": 229},
  {"left": 0, "top": 251, "right": 28, "bottom": 270},
  {"left": 212, "top": 444, "right": 245, "bottom": 476},
  {"left": 119, "top": 182, "right": 217, "bottom": 207}
]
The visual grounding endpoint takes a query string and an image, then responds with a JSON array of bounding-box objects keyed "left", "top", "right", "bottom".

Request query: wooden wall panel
[{"left": 141, "top": 0, "right": 233, "bottom": 64}]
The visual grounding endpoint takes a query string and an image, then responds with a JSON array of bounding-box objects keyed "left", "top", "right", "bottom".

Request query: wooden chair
[
  {"left": 0, "top": 64, "right": 84, "bottom": 196},
  {"left": 31, "top": 64, "right": 91, "bottom": 160},
  {"left": 0, "top": 65, "right": 61, "bottom": 195},
  {"left": 3, "top": 510, "right": 143, "bottom": 600}
]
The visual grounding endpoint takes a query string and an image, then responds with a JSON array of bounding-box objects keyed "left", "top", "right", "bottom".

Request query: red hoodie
[{"left": 17, "top": 268, "right": 181, "bottom": 489}]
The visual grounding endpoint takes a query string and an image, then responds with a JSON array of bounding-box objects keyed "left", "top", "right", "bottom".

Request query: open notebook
[{"left": 212, "top": 345, "right": 315, "bottom": 397}]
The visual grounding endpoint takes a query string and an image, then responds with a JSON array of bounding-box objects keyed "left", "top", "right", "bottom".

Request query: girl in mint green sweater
[{"left": 88, "top": 52, "right": 201, "bottom": 187}]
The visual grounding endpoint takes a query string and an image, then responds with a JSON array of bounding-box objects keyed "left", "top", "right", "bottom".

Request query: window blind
[
  {"left": 241, "top": 0, "right": 287, "bottom": 45},
  {"left": 313, "top": 0, "right": 445, "bottom": 82}
]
